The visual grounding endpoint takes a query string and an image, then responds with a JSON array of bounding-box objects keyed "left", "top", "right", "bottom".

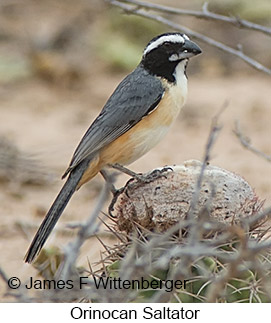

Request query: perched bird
[{"left": 25, "top": 32, "right": 201, "bottom": 263}]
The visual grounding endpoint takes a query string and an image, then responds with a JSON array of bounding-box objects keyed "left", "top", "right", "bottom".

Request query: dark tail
[{"left": 24, "top": 158, "right": 90, "bottom": 263}]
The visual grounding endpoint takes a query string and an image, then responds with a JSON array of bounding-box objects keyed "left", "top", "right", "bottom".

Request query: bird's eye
[{"left": 163, "top": 41, "right": 171, "bottom": 47}]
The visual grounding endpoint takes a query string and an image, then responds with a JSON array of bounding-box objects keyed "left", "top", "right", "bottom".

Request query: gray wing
[{"left": 63, "top": 65, "right": 164, "bottom": 177}]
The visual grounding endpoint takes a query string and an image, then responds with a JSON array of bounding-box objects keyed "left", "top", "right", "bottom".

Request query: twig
[
  {"left": 0, "top": 267, "right": 9, "bottom": 284},
  {"left": 58, "top": 178, "right": 113, "bottom": 281},
  {"left": 187, "top": 107, "right": 224, "bottom": 243},
  {"left": 117, "top": 0, "right": 271, "bottom": 36},
  {"left": 0, "top": 267, "right": 33, "bottom": 302},
  {"left": 234, "top": 121, "right": 271, "bottom": 162},
  {"left": 107, "top": 0, "right": 271, "bottom": 75}
]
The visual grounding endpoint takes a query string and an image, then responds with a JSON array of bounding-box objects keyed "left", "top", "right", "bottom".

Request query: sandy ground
[{"left": 0, "top": 66, "right": 271, "bottom": 300}]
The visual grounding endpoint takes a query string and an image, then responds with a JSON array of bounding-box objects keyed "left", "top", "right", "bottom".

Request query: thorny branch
[
  {"left": 187, "top": 110, "right": 222, "bottom": 243},
  {"left": 117, "top": 0, "right": 271, "bottom": 36},
  {"left": 3, "top": 125, "right": 271, "bottom": 302},
  {"left": 234, "top": 121, "right": 271, "bottom": 163},
  {"left": 58, "top": 178, "right": 113, "bottom": 281},
  {"left": 107, "top": 0, "right": 271, "bottom": 75}
]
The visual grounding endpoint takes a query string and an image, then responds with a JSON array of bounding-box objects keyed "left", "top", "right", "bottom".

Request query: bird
[{"left": 25, "top": 32, "right": 202, "bottom": 263}]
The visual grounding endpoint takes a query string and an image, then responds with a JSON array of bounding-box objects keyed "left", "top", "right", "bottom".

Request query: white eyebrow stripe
[{"left": 143, "top": 34, "right": 190, "bottom": 56}]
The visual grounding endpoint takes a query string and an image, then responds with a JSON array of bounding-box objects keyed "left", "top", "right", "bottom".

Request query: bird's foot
[{"left": 109, "top": 163, "right": 173, "bottom": 184}]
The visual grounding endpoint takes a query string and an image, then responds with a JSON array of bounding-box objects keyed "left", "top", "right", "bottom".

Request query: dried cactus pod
[{"left": 110, "top": 160, "right": 263, "bottom": 234}]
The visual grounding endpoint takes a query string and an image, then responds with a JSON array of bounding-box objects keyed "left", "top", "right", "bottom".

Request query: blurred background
[{"left": 0, "top": 0, "right": 270, "bottom": 299}]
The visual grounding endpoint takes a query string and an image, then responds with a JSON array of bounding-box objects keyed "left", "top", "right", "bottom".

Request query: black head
[{"left": 141, "top": 32, "right": 201, "bottom": 83}]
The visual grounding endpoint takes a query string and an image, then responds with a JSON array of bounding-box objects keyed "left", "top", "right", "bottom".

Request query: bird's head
[{"left": 141, "top": 32, "right": 202, "bottom": 82}]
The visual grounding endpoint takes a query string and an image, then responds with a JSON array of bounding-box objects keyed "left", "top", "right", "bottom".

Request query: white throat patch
[{"left": 143, "top": 34, "right": 190, "bottom": 57}]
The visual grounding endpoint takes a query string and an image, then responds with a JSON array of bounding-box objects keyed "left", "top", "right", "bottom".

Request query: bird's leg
[
  {"left": 108, "top": 163, "right": 143, "bottom": 180},
  {"left": 100, "top": 169, "right": 118, "bottom": 194},
  {"left": 109, "top": 163, "right": 173, "bottom": 184}
]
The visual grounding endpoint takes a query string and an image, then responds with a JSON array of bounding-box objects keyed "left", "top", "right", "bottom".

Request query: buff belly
[{"left": 100, "top": 84, "right": 186, "bottom": 163}]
